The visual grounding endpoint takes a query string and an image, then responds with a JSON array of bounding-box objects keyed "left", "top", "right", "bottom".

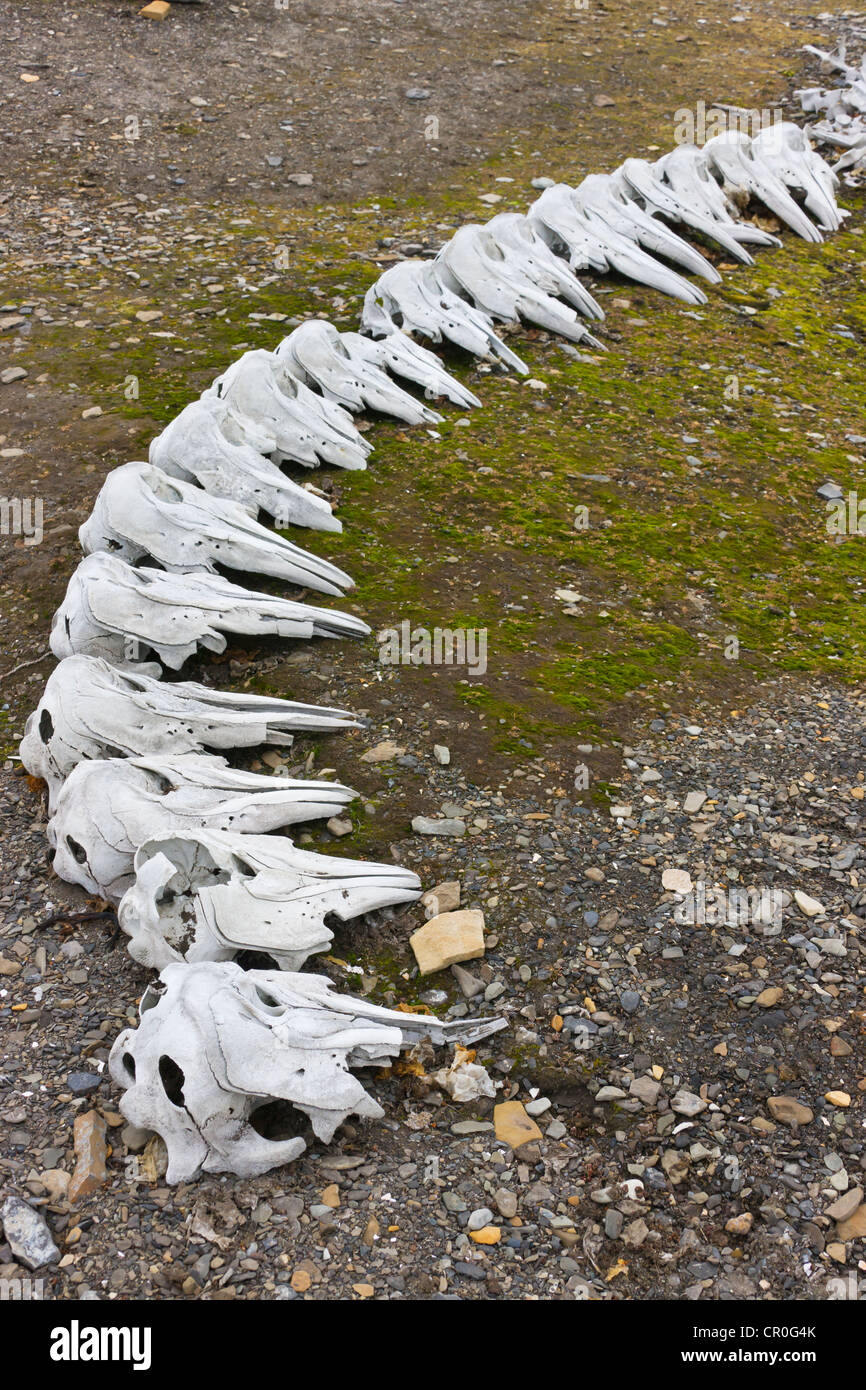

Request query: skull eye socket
[
  {"left": 158, "top": 1055, "right": 186, "bottom": 1108},
  {"left": 250, "top": 1099, "right": 308, "bottom": 1142},
  {"left": 122, "top": 1052, "right": 136, "bottom": 1080},
  {"left": 39, "top": 708, "right": 54, "bottom": 743},
  {"left": 65, "top": 835, "right": 87, "bottom": 865},
  {"left": 254, "top": 987, "right": 282, "bottom": 1011}
]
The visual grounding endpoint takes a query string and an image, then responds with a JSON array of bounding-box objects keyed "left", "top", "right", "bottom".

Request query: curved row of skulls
[{"left": 20, "top": 113, "right": 843, "bottom": 1179}]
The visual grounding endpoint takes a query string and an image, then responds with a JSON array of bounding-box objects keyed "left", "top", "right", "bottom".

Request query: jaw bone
[
  {"left": 361, "top": 260, "right": 529, "bottom": 372},
  {"left": 109, "top": 960, "right": 506, "bottom": 1181},
  {"left": 341, "top": 329, "right": 482, "bottom": 409},
  {"left": 651, "top": 144, "right": 782, "bottom": 249},
  {"left": 79, "top": 461, "right": 353, "bottom": 596},
  {"left": 433, "top": 222, "right": 605, "bottom": 347},
  {"left": 20, "top": 654, "right": 359, "bottom": 805},
  {"left": 205, "top": 349, "right": 372, "bottom": 470},
  {"left": 528, "top": 182, "right": 710, "bottom": 304},
  {"left": 149, "top": 397, "right": 340, "bottom": 532},
  {"left": 274, "top": 320, "right": 444, "bottom": 425},
  {"left": 703, "top": 131, "right": 823, "bottom": 243},
  {"left": 750, "top": 122, "right": 842, "bottom": 231},
  {"left": 118, "top": 829, "right": 422, "bottom": 972},
  {"left": 50, "top": 552, "right": 369, "bottom": 669},
  {"left": 48, "top": 753, "right": 359, "bottom": 900}
]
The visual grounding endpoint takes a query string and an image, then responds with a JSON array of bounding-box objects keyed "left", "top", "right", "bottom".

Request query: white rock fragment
[
  {"left": 662, "top": 868, "right": 693, "bottom": 894},
  {"left": 0, "top": 1197, "right": 59, "bottom": 1269},
  {"left": 794, "top": 889, "right": 825, "bottom": 917}
]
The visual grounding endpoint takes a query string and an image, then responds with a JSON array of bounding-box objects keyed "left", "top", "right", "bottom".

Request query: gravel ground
[
  {"left": 1, "top": 676, "right": 864, "bottom": 1300},
  {"left": 0, "top": 0, "right": 864, "bottom": 1304}
]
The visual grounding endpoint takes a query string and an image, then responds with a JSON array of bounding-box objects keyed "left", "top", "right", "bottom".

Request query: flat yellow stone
[
  {"left": 470, "top": 1226, "right": 501, "bottom": 1245},
  {"left": 713, "top": 1042, "right": 728, "bottom": 1056},
  {"left": 409, "top": 910, "right": 485, "bottom": 975},
  {"left": 353, "top": 1283, "right": 375, "bottom": 1297},
  {"left": 755, "top": 987, "right": 783, "bottom": 1007},
  {"left": 651, "top": 1064, "right": 664, "bottom": 1079},
  {"left": 493, "top": 1101, "right": 543, "bottom": 1149},
  {"left": 321, "top": 1183, "right": 340, "bottom": 1208},
  {"left": 837, "top": 1206, "right": 866, "bottom": 1241},
  {"left": 825, "top": 1090, "right": 851, "bottom": 1108},
  {"left": 551, "top": 1015, "right": 563, "bottom": 1032},
  {"left": 140, "top": 1, "right": 171, "bottom": 16},
  {"left": 290, "top": 1269, "right": 311, "bottom": 1292},
  {"left": 767, "top": 1095, "right": 813, "bottom": 1126}
]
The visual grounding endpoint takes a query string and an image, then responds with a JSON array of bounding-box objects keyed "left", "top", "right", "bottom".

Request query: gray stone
[
  {"left": 671, "top": 1088, "right": 707, "bottom": 1117},
  {"left": 604, "top": 1208, "right": 624, "bottom": 1239},
  {"left": 411, "top": 816, "right": 466, "bottom": 837},
  {"left": 494, "top": 1188, "right": 518, "bottom": 1218},
  {"left": 1, "top": 1197, "right": 59, "bottom": 1269},
  {"left": 67, "top": 1071, "right": 102, "bottom": 1096},
  {"left": 467, "top": 1206, "right": 494, "bottom": 1231},
  {"left": 629, "top": 1076, "right": 661, "bottom": 1106}
]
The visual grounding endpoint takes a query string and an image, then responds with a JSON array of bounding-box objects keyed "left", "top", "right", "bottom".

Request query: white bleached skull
[
  {"left": 361, "top": 259, "right": 528, "bottom": 372},
  {"left": 149, "top": 396, "right": 340, "bottom": 532},
  {"left": 434, "top": 222, "right": 604, "bottom": 347},
  {"left": 702, "top": 130, "right": 822, "bottom": 243},
  {"left": 109, "top": 961, "right": 506, "bottom": 1181},
  {"left": 48, "top": 753, "right": 358, "bottom": 900},
  {"left": 273, "top": 319, "right": 443, "bottom": 425},
  {"left": 50, "top": 552, "right": 369, "bottom": 669},
  {"left": 20, "top": 654, "right": 359, "bottom": 807},
  {"left": 341, "top": 329, "right": 482, "bottom": 410},
  {"left": 528, "top": 180, "right": 709, "bottom": 305},
  {"left": 117, "top": 828, "right": 421, "bottom": 971},
  {"left": 204, "top": 349, "right": 372, "bottom": 470},
  {"left": 79, "top": 460, "right": 353, "bottom": 595}
]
